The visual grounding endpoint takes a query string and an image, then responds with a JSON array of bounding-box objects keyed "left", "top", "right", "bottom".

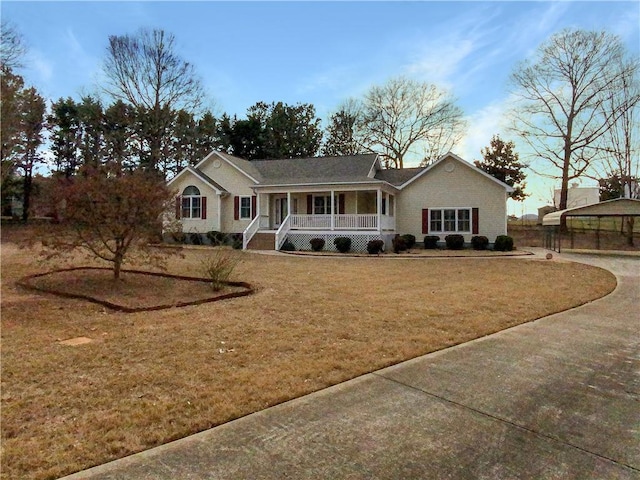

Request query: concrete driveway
[{"left": 62, "top": 252, "right": 640, "bottom": 479}]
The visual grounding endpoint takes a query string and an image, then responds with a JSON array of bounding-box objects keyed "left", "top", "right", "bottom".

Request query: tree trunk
[
  {"left": 21, "top": 169, "right": 32, "bottom": 222},
  {"left": 559, "top": 121, "right": 573, "bottom": 232},
  {"left": 113, "top": 252, "right": 123, "bottom": 280}
]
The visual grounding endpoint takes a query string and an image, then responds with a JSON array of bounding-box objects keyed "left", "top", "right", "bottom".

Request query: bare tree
[
  {"left": 591, "top": 58, "right": 640, "bottom": 244},
  {"left": 509, "top": 28, "right": 639, "bottom": 215},
  {"left": 42, "top": 165, "right": 177, "bottom": 279},
  {"left": 593, "top": 58, "right": 640, "bottom": 199},
  {"left": 102, "top": 28, "right": 204, "bottom": 172},
  {"left": 357, "top": 76, "right": 465, "bottom": 168},
  {"left": 1, "top": 21, "right": 27, "bottom": 70}
]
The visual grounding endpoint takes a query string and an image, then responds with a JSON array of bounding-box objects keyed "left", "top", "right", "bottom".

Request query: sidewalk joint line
[{"left": 372, "top": 372, "right": 639, "bottom": 473}]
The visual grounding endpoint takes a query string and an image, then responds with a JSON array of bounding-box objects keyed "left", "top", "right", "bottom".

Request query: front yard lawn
[{"left": 0, "top": 239, "right": 616, "bottom": 480}]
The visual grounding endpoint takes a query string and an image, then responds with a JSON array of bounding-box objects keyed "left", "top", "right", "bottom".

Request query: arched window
[{"left": 181, "top": 185, "right": 202, "bottom": 218}]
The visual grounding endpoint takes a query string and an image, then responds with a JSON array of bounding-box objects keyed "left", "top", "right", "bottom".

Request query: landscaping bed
[{"left": 17, "top": 267, "right": 253, "bottom": 312}]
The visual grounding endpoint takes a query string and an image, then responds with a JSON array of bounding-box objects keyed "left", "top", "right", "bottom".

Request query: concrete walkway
[{"left": 62, "top": 251, "right": 640, "bottom": 480}]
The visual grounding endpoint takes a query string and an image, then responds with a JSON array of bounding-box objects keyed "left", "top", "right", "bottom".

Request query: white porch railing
[
  {"left": 275, "top": 214, "right": 292, "bottom": 250},
  {"left": 289, "top": 214, "right": 379, "bottom": 230},
  {"left": 290, "top": 214, "right": 330, "bottom": 229},
  {"left": 242, "top": 215, "right": 261, "bottom": 250},
  {"left": 335, "top": 214, "right": 378, "bottom": 229}
]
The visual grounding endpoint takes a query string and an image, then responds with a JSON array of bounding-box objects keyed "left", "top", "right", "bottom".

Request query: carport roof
[{"left": 542, "top": 198, "right": 640, "bottom": 226}]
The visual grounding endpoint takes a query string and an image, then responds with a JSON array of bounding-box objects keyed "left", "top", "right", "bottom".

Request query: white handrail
[
  {"left": 289, "top": 214, "right": 378, "bottom": 230},
  {"left": 242, "top": 215, "right": 261, "bottom": 250},
  {"left": 275, "top": 214, "right": 291, "bottom": 250}
]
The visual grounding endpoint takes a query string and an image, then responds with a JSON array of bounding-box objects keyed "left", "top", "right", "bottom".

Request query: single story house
[{"left": 167, "top": 151, "right": 513, "bottom": 251}]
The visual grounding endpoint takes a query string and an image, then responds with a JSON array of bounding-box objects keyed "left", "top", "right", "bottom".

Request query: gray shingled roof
[
  {"left": 250, "top": 154, "right": 381, "bottom": 186},
  {"left": 217, "top": 152, "right": 264, "bottom": 182},
  {"left": 374, "top": 167, "right": 425, "bottom": 186},
  {"left": 192, "top": 168, "right": 228, "bottom": 193}
]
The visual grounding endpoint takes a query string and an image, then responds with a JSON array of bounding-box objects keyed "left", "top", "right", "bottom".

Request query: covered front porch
[{"left": 243, "top": 187, "right": 397, "bottom": 250}]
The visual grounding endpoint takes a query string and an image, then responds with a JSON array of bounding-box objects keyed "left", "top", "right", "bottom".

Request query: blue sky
[{"left": 3, "top": 1, "right": 639, "bottom": 214}]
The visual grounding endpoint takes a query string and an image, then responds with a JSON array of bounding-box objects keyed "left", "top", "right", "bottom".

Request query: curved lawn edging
[{"left": 16, "top": 266, "right": 254, "bottom": 313}]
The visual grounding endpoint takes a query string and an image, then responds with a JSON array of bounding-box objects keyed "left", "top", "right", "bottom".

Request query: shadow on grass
[{"left": 16, "top": 267, "right": 254, "bottom": 313}]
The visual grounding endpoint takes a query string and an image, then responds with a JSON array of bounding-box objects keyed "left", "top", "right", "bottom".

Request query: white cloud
[
  {"left": 28, "top": 51, "right": 53, "bottom": 83},
  {"left": 399, "top": 5, "right": 503, "bottom": 92},
  {"left": 458, "top": 98, "right": 513, "bottom": 161}
]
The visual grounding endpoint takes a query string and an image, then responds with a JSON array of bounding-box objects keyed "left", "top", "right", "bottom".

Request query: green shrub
[
  {"left": 367, "top": 239, "right": 384, "bottom": 255},
  {"left": 309, "top": 238, "right": 325, "bottom": 252},
  {"left": 189, "top": 233, "right": 203, "bottom": 245},
  {"left": 226, "top": 233, "right": 243, "bottom": 250},
  {"left": 424, "top": 235, "right": 440, "bottom": 249},
  {"left": 400, "top": 234, "right": 416, "bottom": 249},
  {"left": 445, "top": 234, "right": 465, "bottom": 250},
  {"left": 471, "top": 235, "right": 489, "bottom": 251},
  {"left": 280, "top": 239, "right": 295, "bottom": 251},
  {"left": 392, "top": 235, "right": 407, "bottom": 253},
  {"left": 206, "top": 230, "right": 226, "bottom": 246},
  {"left": 202, "top": 249, "right": 240, "bottom": 291},
  {"left": 494, "top": 235, "right": 514, "bottom": 251},
  {"left": 333, "top": 236, "right": 352, "bottom": 253}
]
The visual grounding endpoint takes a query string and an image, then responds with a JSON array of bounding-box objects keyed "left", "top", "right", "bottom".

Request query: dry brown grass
[{"left": 1, "top": 229, "right": 616, "bottom": 480}]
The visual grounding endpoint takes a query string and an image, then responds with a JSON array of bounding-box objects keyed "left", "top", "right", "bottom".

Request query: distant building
[
  {"left": 553, "top": 183, "right": 599, "bottom": 209},
  {"left": 537, "top": 205, "right": 556, "bottom": 224}
]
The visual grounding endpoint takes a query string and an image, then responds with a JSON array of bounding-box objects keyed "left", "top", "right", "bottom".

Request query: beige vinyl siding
[
  {"left": 199, "top": 157, "right": 257, "bottom": 233},
  {"left": 170, "top": 175, "right": 219, "bottom": 234},
  {"left": 396, "top": 158, "right": 508, "bottom": 242}
]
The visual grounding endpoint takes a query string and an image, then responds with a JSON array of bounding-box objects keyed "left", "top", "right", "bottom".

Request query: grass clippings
[{"left": 0, "top": 237, "right": 617, "bottom": 480}]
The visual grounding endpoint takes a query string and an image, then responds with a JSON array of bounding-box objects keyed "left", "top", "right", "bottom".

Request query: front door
[{"left": 274, "top": 197, "right": 288, "bottom": 227}]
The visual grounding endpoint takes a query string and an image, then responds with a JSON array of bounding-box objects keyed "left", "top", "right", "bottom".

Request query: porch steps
[{"left": 247, "top": 232, "right": 276, "bottom": 250}]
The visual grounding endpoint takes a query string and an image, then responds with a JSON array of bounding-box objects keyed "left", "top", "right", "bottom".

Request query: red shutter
[
  {"left": 251, "top": 195, "right": 257, "bottom": 219},
  {"left": 472, "top": 208, "right": 479, "bottom": 234},
  {"left": 175, "top": 197, "right": 181, "bottom": 219},
  {"left": 339, "top": 194, "right": 345, "bottom": 214},
  {"left": 307, "top": 194, "right": 313, "bottom": 215},
  {"left": 234, "top": 196, "right": 239, "bottom": 220},
  {"left": 201, "top": 197, "right": 207, "bottom": 220},
  {"left": 422, "top": 209, "right": 429, "bottom": 234}
]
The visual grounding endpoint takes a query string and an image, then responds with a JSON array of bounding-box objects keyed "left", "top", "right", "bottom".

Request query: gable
[
  {"left": 402, "top": 155, "right": 509, "bottom": 198},
  {"left": 198, "top": 154, "right": 257, "bottom": 195},
  {"left": 398, "top": 153, "right": 514, "bottom": 192},
  {"left": 167, "top": 166, "right": 226, "bottom": 194}
]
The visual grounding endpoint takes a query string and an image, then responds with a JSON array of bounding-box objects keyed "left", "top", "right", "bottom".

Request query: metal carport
[{"left": 542, "top": 198, "right": 640, "bottom": 252}]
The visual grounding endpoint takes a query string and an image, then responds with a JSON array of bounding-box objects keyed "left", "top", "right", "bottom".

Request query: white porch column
[
  {"left": 256, "top": 192, "right": 261, "bottom": 228},
  {"left": 377, "top": 188, "right": 382, "bottom": 233},
  {"left": 330, "top": 190, "right": 335, "bottom": 231},
  {"left": 217, "top": 194, "right": 223, "bottom": 231},
  {"left": 391, "top": 193, "right": 396, "bottom": 229},
  {"left": 287, "top": 192, "right": 291, "bottom": 216}
]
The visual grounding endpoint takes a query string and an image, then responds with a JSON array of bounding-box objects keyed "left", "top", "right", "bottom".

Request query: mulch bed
[{"left": 16, "top": 267, "right": 254, "bottom": 313}]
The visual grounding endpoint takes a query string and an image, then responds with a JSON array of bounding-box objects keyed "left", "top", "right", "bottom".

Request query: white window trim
[
  {"left": 429, "top": 207, "right": 472, "bottom": 234},
  {"left": 239, "top": 196, "right": 252, "bottom": 220},
  {"left": 312, "top": 195, "right": 336, "bottom": 215},
  {"left": 181, "top": 186, "right": 202, "bottom": 219}
]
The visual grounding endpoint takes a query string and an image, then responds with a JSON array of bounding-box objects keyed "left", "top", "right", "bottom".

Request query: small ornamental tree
[{"left": 41, "top": 165, "right": 176, "bottom": 279}]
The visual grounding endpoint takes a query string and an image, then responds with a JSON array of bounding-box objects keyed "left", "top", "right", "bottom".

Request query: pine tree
[{"left": 474, "top": 135, "right": 528, "bottom": 201}]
